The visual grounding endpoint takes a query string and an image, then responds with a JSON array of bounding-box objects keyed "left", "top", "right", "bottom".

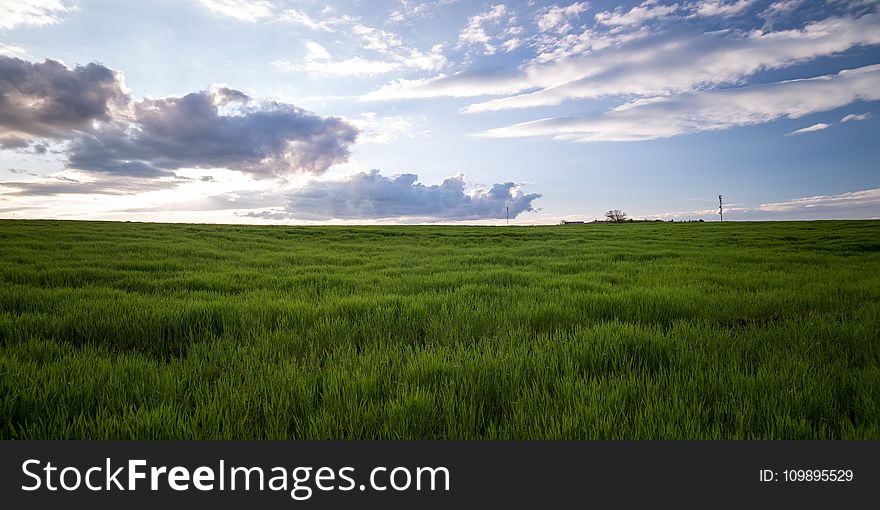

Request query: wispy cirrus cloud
[
  {"left": 0, "top": 0, "right": 72, "bottom": 30},
  {"left": 464, "top": 10, "right": 880, "bottom": 112},
  {"left": 595, "top": 0, "right": 678, "bottom": 27},
  {"left": 787, "top": 110, "right": 872, "bottom": 135},
  {"left": 348, "top": 112, "right": 426, "bottom": 144},
  {"left": 274, "top": 39, "right": 446, "bottom": 77},
  {"left": 786, "top": 122, "right": 830, "bottom": 135},
  {"left": 479, "top": 64, "right": 880, "bottom": 141},
  {"left": 196, "top": 0, "right": 273, "bottom": 22},
  {"left": 536, "top": 2, "right": 590, "bottom": 34},
  {"left": 274, "top": 41, "right": 401, "bottom": 77},
  {"left": 277, "top": 8, "right": 355, "bottom": 31},
  {"left": 458, "top": 4, "right": 523, "bottom": 55},
  {"left": 388, "top": 0, "right": 461, "bottom": 24},
  {"left": 757, "top": 188, "right": 880, "bottom": 214},
  {"left": 841, "top": 112, "right": 871, "bottom": 122},
  {"left": 0, "top": 42, "right": 27, "bottom": 58},
  {"left": 646, "top": 188, "right": 880, "bottom": 221},
  {"left": 689, "top": 0, "right": 755, "bottom": 19},
  {"left": 760, "top": 0, "right": 807, "bottom": 28},
  {"left": 365, "top": 8, "right": 880, "bottom": 112}
]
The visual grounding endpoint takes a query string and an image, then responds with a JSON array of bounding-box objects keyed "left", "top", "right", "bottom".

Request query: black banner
[{"left": 1, "top": 441, "right": 875, "bottom": 508}]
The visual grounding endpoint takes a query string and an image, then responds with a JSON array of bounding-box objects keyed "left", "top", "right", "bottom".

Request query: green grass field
[{"left": 1, "top": 219, "right": 878, "bottom": 439}]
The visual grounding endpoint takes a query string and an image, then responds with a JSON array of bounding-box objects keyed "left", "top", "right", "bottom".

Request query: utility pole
[
  {"left": 506, "top": 205, "right": 509, "bottom": 226},
  {"left": 719, "top": 195, "right": 723, "bottom": 222}
]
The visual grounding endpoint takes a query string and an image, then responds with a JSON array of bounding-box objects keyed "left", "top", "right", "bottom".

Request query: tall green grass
[{"left": 1, "top": 219, "right": 878, "bottom": 438}]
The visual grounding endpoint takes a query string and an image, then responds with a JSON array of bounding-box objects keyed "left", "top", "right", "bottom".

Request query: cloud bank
[
  {"left": 244, "top": 170, "right": 541, "bottom": 221},
  {"left": 1, "top": 56, "right": 537, "bottom": 222}
]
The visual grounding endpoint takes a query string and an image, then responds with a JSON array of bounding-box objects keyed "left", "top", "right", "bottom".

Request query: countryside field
[{"left": 1, "top": 219, "right": 878, "bottom": 439}]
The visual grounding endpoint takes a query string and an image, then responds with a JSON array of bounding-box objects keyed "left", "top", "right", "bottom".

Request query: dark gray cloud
[
  {"left": 0, "top": 56, "right": 128, "bottom": 147},
  {"left": 244, "top": 170, "right": 541, "bottom": 221},
  {"left": 67, "top": 88, "right": 358, "bottom": 178},
  {"left": 0, "top": 57, "right": 359, "bottom": 179}
]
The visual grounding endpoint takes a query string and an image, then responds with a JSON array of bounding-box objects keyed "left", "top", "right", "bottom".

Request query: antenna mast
[{"left": 719, "top": 195, "right": 723, "bottom": 222}]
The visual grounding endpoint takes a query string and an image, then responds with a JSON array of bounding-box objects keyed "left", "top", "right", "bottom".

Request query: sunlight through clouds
[{"left": 1, "top": 0, "right": 879, "bottom": 222}]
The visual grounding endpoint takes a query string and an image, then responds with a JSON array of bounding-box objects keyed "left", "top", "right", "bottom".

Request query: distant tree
[{"left": 605, "top": 210, "right": 628, "bottom": 223}]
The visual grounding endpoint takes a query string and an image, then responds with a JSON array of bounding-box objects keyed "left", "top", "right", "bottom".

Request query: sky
[{"left": 0, "top": 0, "right": 878, "bottom": 224}]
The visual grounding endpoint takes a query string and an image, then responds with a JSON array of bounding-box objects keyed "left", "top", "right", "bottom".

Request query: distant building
[{"left": 560, "top": 220, "right": 585, "bottom": 225}]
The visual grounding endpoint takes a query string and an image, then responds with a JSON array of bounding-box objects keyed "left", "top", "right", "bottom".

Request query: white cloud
[
  {"left": 275, "top": 39, "right": 445, "bottom": 77},
  {"left": 361, "top": 72, "right": 527, "bottom": 101},
  {"left": 278, "top": 9, "right": 324, "bottom": 30},
  {"left": 353, "top": 24, "right": 403, "bottom": 53},
  {"left": 783, "top": 110, "right": 871, "bottom": 135},
  {"left": 761, "top": 0, "right": 806, "bottom": 23},
  {"left": 275, "top": 55, "right": 401, "bottom": 78},
  {"left": 501, "top": 37, "right": 522, "bottom": 52},
  {"left": 841, "top": 112, "right": 871, "bottom": 122},
  {"left": 197, "top": 0, "right": 273, "bottom": 22},
  {"left": 478, "top": 64, "right": 880, "bottom": 142},
  {"left": 756, "top": 188, "right": 880, "bottom": 214},
  {"left": 388, "top": 0, "right": 460, "bottom": 24},
  {"left": 348, "top": 112, "right": 422, "bottom": 144},
  {"left": 406, "top": 44, "right": 448, "bottom": 71},
  {"left": 531, "top": 23, "right": 652, "bottom": 64},
  {"left": 0, "top": 42, "right": 27, "bottom": 57},
  {"left": 278, "top": 9, "right": 355, "bottom": 31},
  {"left": 0, "top": 0, "right": 71, "bottom": 29},
  {"left": 310, "top": 59, "right": 399, "bottom": 78},
  {"left": 462, "top": 10, "right": 880, "bottom": 112},
  {"left": 303, "top": 41, "right": 330, "bottom": 61},
  {"left": 786, "top": 122, "right": 830, "bottom": 135},
  {"left": 643, "top": 188, "right": 880, "bottom": 221},
  {"left": 595, "top": 0, "right": 679, "bottom": 27},
  {"left": 536, "top": 2, "right": 590, "bottom": 34},
  {"left": 460, "top": 4, "right": 507, "bottom": 44},
  {"left": 504, "top": 25, "right": 525, "bottom": 36},
  {"left": 350, "top": 23, "right": 446, "bottom": 70},
  {"left": 459, "top": 4, "right": 514, "bottom": 54},
  {"left": 365, "top": 10, "right": 880, "bottom": 106},
  {"left": 689, "top": 0, "right": 754, "bottom": 18},
  {"left": 389, "top": 2, "right": 428, "bottom": 24}
]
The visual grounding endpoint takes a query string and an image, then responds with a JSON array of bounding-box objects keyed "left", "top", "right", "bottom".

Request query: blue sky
[{"left": 1, "top": 0, "right": 879, "bottom": 223}]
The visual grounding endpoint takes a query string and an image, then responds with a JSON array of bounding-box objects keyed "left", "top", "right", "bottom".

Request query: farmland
[{"left": 0, "top": 219, "right": 878, "bottom": 439}]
